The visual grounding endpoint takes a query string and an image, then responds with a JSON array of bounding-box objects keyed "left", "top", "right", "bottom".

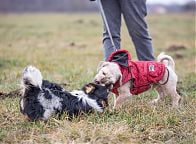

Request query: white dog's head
[{"left": 93, "top": 61, "right": 122, "bottom": 89}]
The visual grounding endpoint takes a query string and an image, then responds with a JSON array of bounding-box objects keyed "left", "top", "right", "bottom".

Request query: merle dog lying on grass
[{"left": 20, "top": 66, "right": 109, "bottom": 121}]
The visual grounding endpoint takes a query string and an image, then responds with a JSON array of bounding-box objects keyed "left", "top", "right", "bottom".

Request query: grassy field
[{"left": 0, "top": 13, "right": 195, "bottom": 144}]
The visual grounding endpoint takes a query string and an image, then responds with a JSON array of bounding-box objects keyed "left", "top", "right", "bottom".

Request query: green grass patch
[{"left": 0, "top": 13, "right": 195, "bottom": 143}]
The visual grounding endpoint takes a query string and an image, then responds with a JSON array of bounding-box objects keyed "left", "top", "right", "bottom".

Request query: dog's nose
[
  {"left": 94, "top": 80, "right": 100, "bottom": 84},
  {"left": 93, "top": 78, "right": 100, "bottom": 84}
]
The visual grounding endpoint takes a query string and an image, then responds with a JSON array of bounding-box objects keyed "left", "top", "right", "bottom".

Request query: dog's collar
[{"left": 159, "top": 68, "right": 169, "bottom": 85}]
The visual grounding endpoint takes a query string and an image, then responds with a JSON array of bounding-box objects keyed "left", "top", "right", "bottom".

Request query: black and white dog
[{"left": 20, "top": 66, "right": 109, "bottom": 121}]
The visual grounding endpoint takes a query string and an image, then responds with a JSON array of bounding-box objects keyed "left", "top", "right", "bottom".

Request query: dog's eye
[{"left": 102, "top": 72, "right": 106, "bottom": 75}]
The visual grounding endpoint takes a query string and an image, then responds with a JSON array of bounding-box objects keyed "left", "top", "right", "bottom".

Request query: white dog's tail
[
  {"left": 21, "top": 65, "right": 43, "bottom": 89},
  {"left": 157, "top": 52, "right": 175, "bottom": 71}
]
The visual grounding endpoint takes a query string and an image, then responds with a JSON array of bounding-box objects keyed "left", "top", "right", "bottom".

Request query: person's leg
[
  {"left": 120, "top": 0, "right": 155, "bottom": 61},
  {"left": 101, "top": 0, "right": 121, "bottom": 60}
]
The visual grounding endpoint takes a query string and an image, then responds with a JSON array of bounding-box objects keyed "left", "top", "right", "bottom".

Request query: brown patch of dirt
[
  {"left": 0, "top": 89, "right": 21, "bottom": 99},
  {"left": 69, "top": 42, "right": 75, "bottom": 47},
  {"left": 166, "top": 44, "right": 187, "bottom": 52},
  {"left": 174, "top": 53, "right": 184, "bottom": 59},
  {"left": 75, "top": 19, "right": 84, "bottom": 24},
  {"left": 69, "top": 42, "right": 87, "bottom": 49}
]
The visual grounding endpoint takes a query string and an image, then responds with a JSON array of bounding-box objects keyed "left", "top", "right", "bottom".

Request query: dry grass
[{"left": 0, "top": 13, "right": 195, "bottom": 144}]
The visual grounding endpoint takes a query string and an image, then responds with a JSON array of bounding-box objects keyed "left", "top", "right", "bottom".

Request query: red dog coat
[{"left": 108, "top": 49, "right": 166, "bottom": 95}]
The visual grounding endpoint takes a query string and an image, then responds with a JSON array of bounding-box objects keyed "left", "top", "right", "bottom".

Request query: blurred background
[{"left": 0, "top": 0, "right": 195, "bottom": 13}]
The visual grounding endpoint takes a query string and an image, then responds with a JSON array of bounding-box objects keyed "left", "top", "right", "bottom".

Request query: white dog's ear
[
  {"left": 119, "top": 73, "right": 123, "bottom": 86},
  {"left": 97, "top": 61, "right": 109, "bottom": 72}
]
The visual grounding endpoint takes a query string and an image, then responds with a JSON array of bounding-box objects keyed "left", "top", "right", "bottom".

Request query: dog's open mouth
[
  {"left": 93, "top": 82, "right": 113, "bottom": 92},
  {"left": 94, "top": 80, "right": 114, "bottom": 91},
  {"left": 105, "top": 83, "right": 113, "bottom": 90}
]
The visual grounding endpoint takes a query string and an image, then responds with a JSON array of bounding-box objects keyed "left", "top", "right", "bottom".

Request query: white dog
[{"left": 94, "top": 51, "right": 181, "bottom": 109}]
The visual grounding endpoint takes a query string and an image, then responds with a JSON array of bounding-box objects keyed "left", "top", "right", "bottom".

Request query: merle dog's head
[{"left": 82, "top": 83, "right": 110, "bottom": 108}]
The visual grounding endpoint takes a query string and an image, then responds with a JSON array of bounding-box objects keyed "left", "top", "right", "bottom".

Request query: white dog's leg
[
  {"left": 114, "top": 94, "right": 131, "bottom": 109},
  {"left": 113, "top": 82, "right": 132, "bottom": 109},
  {"left": 164, "top": 86, "right": 181, "bottom": 108},
  {"left": 162, "top": 68, "right": 181, "bottom": 108},
  {"left": 171, "top": 91, "right": 181, "bottom": 108},
  {"left": 150, "top": 87, "right": 165, "bottom": 105},
  {"left": 158, "top": 53, "right": 181, "bottom": 108}
]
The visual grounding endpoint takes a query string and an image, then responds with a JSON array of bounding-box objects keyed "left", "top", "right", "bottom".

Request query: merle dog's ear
[{"left": 83, "top": 83, "right": 96, "bottom": 94}]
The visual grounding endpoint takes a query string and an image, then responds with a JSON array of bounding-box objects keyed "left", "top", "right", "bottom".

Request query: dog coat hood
[{"left": 108, "top": 49, "right": 166, "bottom": 95}]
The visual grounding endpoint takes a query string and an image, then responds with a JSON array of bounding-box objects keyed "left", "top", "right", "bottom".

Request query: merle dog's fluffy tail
[
  {"left": 20, "top": 66, "right": 44, "bottom": 120},
  {"left": 21, "top": 65, "right": 43, "bottom": 90}
]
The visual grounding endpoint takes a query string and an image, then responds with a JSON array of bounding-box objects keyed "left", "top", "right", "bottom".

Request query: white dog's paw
[{"left": 149, "top": 99, "right": 159, "bottom": 106}]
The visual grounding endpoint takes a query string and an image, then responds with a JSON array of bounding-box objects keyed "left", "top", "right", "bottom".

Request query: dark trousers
[{"left": 101, "top": 0, "right": 155, "bottom": 61}]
